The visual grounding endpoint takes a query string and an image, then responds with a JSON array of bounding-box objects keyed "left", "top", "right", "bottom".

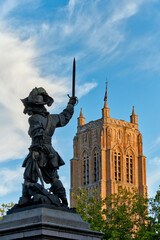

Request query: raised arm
[{"left": 53, "top": 97, "right": 77, "bottom": 128}]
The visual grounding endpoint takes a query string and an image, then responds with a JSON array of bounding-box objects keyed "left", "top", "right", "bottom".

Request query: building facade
[{"left": 70, "top": 85, "right": 147, "bottom": 207}]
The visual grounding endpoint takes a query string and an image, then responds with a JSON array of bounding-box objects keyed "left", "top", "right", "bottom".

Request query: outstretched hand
[{"left": 68, "top": 96, "right": 78, "bottom": 105}]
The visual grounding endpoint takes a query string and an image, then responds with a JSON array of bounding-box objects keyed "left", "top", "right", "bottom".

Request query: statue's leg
[
  {"left": 50, "top": 179, "right": 68, "bottom": 206},
  {"left": 19, "top": 158, "right": 38, "bottom": 205},
  {"left": 41, "top": 161, "right": 68, "bottom": 206},
  {"left": 18, "top": 180, "right": 32, "bottom": 205}
]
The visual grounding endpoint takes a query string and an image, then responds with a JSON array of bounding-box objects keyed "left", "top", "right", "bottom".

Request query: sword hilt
[{"left": 67, "top": 94, "right": 78, "bottom": 105}]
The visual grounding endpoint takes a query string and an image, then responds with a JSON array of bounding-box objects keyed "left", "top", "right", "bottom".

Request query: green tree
[
  {"left": 72, "top": 186, "right": 160, "bottom": 240},
  {"left": 135, "top": 188, "right": 160, "bottom": 240},
  {"left": 103, "top": 187, "right": 148, "bottom": 240},
  {"left": 0, "top": 202, "right": 14, "bottom": 221},
  {"left": 72, "top": 188, "right": 104, "bottom": 232}
]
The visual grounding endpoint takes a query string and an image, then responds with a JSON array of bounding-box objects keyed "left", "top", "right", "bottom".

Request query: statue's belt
[
  {"left": 43, "top": 137, "right": 52, "bottom": 144},
  {"left": 32, "top": 136, "right": 52, "bottom": 145}
]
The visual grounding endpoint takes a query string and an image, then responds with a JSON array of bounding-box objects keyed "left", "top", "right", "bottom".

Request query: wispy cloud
[
  {"left": 146, "top": 136, "right": 160, "bottom": 157},
  {"left": 149, "top": 156, "right": 160, "bottom": 166},
  {"left": 0, "top": 167, "right": 23, "bottom": 196},
  {"left": 0, "top": 1, "right": 101, "bottom": 163},
  {"left": 0, "top": 0, "right": 19, "bottom": 20},
  {"left": 148, "top": 156, "right": 160, "bottom": 197},
  {"left": 0, "top": 30, "right": 71, "bottom": 162},
  {"left": 147, "top": 167, "right": 160, "bottom": 197},
  {"left": 0, "top": 30, "right": 95, "bottom": 162},
  {"left": 77, "top": 82, "right": 98, "bottom": 98},
  {"left": 0, "top": 0, "right": 156, "bottom": 165},
  {"left": 109, "top": 2, "right": 139, "bottom": 23},
  {"left": 18, "top": 0, "right": 147, "bottom": 76}
]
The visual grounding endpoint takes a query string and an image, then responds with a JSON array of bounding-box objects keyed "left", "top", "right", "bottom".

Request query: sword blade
[
  {"left": 35, "top": 160, "right": 44, "bottom": 188},
  {"left": 72, "top": 58, "right": 76, "bottom": 97}
]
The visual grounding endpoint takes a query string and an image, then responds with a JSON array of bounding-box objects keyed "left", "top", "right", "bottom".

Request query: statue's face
[
  {"left": 28, "top": 93, "right": 44, "bottom": 105},
  {"left": 35, "top": 95, "right": 44, "bottom": 104}
]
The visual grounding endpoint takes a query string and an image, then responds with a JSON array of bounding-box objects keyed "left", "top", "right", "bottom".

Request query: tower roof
[
  {"left": 104, "top": 81, "right": 108, "bottom": 102},
  {"left": 104, "top": 81, "right": 108, "bottom": 108},
  {"left": 79, "top": 108, "right": 84, "bottom": 118},
  {"left": 130, "top": 106, "right": 138, "bottom": 124},
  {"left": 102, "top": 81, "right": 110, "bottom": 119},
  {"left": 132, "top": 106, "right": 136, "bottom": 115}
]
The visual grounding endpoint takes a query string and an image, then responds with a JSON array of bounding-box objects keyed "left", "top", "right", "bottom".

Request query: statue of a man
[{"left": 20, "top": 87, "right": 77, "bottom": 206}]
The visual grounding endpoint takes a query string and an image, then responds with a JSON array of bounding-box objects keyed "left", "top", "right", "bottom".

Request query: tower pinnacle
[
  {"left": 130, "top": 106, "right": 138, "bottom": 124},
  {"left": 132, "top": 106, "right": 136, "bottom": 115},
  {"left": 102, "top": 81, "right": 110, "bottom": 120},
  {"left": 104, "top": 81, "right": 108, "bottom": 108},
  {"left": 79, "top": 108, "right": 83, "bottom": 117},
  {"left": 78, "top": 108, "right": 85, "bottom": 129}
]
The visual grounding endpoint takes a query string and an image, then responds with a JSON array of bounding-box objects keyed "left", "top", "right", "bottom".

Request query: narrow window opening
[
  {"left": 126, "top": 154, "right": 133, "bottom": 184},
  {"left": 83, "top": 153, "right": 89, "bottom": 185},
  {"left": 114, "top": 152, "right": 121, "bottom": 181},
  {"left": 94, "top": 151, "right": 99, "bottom": 182}
]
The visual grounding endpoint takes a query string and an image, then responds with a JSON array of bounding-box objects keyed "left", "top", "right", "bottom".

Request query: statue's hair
[{"left": 23, "top": 104, "right": 49, "bottom": 116}]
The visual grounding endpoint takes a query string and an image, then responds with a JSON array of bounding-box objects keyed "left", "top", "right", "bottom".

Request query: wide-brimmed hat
[{"left": 21, "top": 87, "right": 54, "bottom": 107}]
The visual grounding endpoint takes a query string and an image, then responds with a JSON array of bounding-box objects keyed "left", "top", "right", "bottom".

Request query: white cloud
[
  {"left": 121, "top": 33, "right": 160, "bottom": 74},
  {"left": 60, "top": 176, "right": 70, "bottom": 191},
  {"left": 146, "top": 136, "right": 160, "bottom": 157},
  {"left": 0, "top": 167, "right": 23, "bottom": 196},
  {"left": 148, "top": 156, "right": 160, "bottom": 197},
  {"left": 155, "top": 137, "right": 160, "bottom": 144},
  {"left": 147, "top": 168, "right": 160, "bottom": 198},
  {"left": 67, "top": 0, "right": 77, "bottom": 17},
  {"left": 31, "top": 0, "right": 146, "bottom": 70},
  {"left": 149, "top": 156, "right": 160, "bottom": 166},
  {"left": 0, "top": 165, "right": 70, "bottom": 202},
  {"left": 60, "top": 175, "right": 70, "bottom": 205},
  {"left": 77, "top": 82, "right": 98, "bottom": 98},
  {"left": 0, "top": 30, "right": 97, "bottom": 163},
  {"left": 0, "top": 31, "right": 69, "bottom": 162},
  {"left": 109, "top": 0, "right": 144, "bottom": 24},
  {"left": 0, "top": 0, "right": 19, "bottom": 20},
  {"left": 0, "top": 0, "right": 152, "bottom": 164}
]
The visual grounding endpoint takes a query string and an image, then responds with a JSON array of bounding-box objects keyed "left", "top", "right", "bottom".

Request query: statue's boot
[
  {"left": 50, "top": 179, "right": 68, "bottom": 206},
  {"left": 18, "top": 181, "right": 31, "bottom": 205}
]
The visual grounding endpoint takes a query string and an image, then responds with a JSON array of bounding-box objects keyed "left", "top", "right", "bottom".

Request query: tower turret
[
  {"left": 78, "top": 108, "right": 85, "bottom": 129},
  {"left": 130, "top": 106, "right": 138, "bottom": 124}
]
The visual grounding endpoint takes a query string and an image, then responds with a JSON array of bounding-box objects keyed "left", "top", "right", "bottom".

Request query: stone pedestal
[{"left": 0, "top": 205, "right": 103, "bottom": 239}]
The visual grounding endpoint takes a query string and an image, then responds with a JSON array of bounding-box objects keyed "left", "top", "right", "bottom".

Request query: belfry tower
[{"left": 70, "top": 84, "right": 147, "bottom": 207}]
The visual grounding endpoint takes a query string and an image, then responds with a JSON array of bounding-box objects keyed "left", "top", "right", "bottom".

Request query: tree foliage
[
  {"left": 72, "top": 186, "right": 160, "bottom": 240},
  {"left": 0, "top": 202, "right": 14, "bottom": 221},
  {"left": 140, "top": 188, "right": 160, "bottom": 240}
]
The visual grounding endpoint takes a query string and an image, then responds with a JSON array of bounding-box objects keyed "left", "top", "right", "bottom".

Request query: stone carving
[{"left": 79, "top": 119, "right": 102, "bottom": 133}]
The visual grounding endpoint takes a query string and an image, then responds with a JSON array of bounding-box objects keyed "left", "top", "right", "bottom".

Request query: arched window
[
  {"left": 114, "top": 152, "right": 121, "bottom": 181},
  {"left": 83, "top": 152, "right": 89, "bottom": 185},
  {"left": 94, "top": 151, "right": 99, "bottom": 182},
  {"left": 126, "top": 154, "right": 133, "bottom": 183}
]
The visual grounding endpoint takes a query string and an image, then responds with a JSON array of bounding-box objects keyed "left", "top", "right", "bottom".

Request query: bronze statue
[{"left": 19, "top": 60, "right": 77, "bottom": 207}]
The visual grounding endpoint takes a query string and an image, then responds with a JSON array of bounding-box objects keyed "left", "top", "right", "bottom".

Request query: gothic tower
[{"left": 70, "top": 84, "right": 147, "bottom": 207}]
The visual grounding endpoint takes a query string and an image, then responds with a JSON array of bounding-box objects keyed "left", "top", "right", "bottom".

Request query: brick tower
[{"left": 70, "top": 84, "right": 147, "bottom": 207}]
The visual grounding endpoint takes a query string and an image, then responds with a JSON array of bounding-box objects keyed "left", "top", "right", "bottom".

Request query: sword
[
  {"left": 32, "top": 151, "right": 44, "bottom": 188},
  {"left": 35, "top": 159, "right": 44, "bottom": 188},
  {"left": 68, "top": 58, "right": 78, "bottom": 104},
  {"left": 72, "top": 58, "right": 76, "bottom": 98}
]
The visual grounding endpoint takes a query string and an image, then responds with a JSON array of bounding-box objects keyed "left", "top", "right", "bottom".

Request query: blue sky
[{"left": 0, "top": 0, "right": 160, "bottom": 205}]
